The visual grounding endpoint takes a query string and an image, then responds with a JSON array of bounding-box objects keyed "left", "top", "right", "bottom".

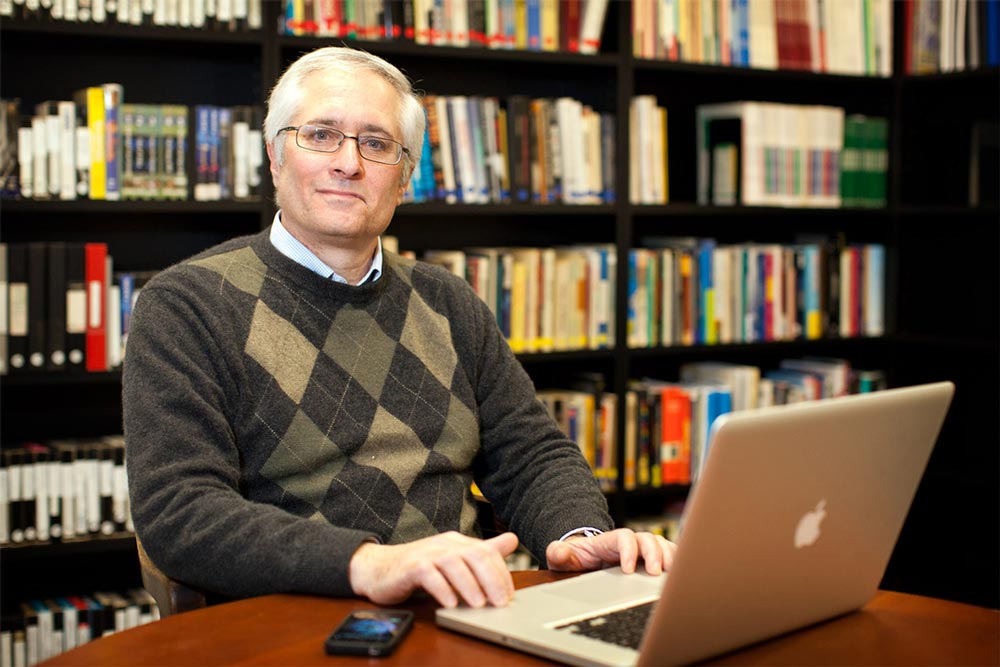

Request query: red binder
[{"left": 84, "top": 242, "right": 108, "bottom": 372}]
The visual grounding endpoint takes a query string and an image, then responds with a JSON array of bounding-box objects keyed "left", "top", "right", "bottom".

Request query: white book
[
  {"left": 584, "top": 107, "right": 603, "bottom": 203},
  {"left": 232, "top": 118, "right": 249, "bottom": 199},
  {"left": 0, "top": 463, "right": 8, "bottom": 545},
  {"left": 628, "top": 98, "right": 642, "bottom": 203},
  {"left": 659, "top": 248, "right": 674, "bottom": 347},
  {"left": 106, "top": 283, "right": 122, "bottom": 369},
  {"left": 57, "top": 102, "right": 77, "bottom": 200},
  {"left": 954, "top": 0, "right": 967, "bottom": 72},
  {"left": 940, "top": 0, "right": 956, "bottom": 72},
  {"left": 555, "top": 97, "right": 584, "bottom": 204},
  {"left": 31, "top": 453, "right": 50, "bottom": 542},
  {"left": 17, "top": 126, "right": 33, "bottom": 199},
  {"left": 31, "top": 117, "right": 48, "bottom": 200},
  {"left": 58, "top": 447, "right": 76, "bottom": 539},
  {"left": 839, "top": 247, "right": 853, "bottom": 336},
  {"left": 21, "top": 458, "right": 36, "bottom": 542},
  {"left": 552, "top": 251, "right": 572, "bottom": 350},
  {"left": 748, "top": 0, "right": 777, "bottom": 69},
  {"left": 8, "top": 454, "right": 22, "bottom": 543},
  {"left": 447, "top": 97, "right": 480, "bottom": 204},
  {"left": 578, "top": 0, "right": 610, "bottom": 54},
  {"left": 741, "top": 102, "right": 769, "bottom": 206},
  {"left": 434, "top": 97, "right": 458, "bottom": 204},
  {"left": 451, "top": 0, "right": 470, "bottom": 46},
  {"left": 84, "top": 446, "right": 100, "bottom": 534},
  {"left": 247, "top": 0, "right": 260, "bottom": 27}
]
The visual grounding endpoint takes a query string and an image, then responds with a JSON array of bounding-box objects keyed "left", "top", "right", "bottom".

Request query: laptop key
[{"left": 555, "top": 601, "right": 657, "bottom": 650}]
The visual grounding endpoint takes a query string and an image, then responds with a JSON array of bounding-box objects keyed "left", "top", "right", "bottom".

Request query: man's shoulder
[
  {"left": 144, "top": 231, "right": 268, "bottom": 295},
  {"left": 386, "top": 253, "right": 474, "bottom": 296}
]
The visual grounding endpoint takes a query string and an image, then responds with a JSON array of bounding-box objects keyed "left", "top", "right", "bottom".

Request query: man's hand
[
  {"left": 349, "top": 531, "right": 519, "bottom": 609},
  {"left": 545, "top": 528, "right": 677, "bottom": 575}
]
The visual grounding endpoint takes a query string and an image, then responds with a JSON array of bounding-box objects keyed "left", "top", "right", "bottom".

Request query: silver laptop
[{"left": 436, "top": 381, "right": 955, "bottom": 667}]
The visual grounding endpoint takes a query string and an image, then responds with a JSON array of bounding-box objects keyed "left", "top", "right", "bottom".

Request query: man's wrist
[{"left": 558, "top": 527, "right": 604, "bottom": 541}]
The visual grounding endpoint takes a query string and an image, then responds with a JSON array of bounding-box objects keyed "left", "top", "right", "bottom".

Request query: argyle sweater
[{"left": 123, "top": 229, "right": 613, "bottom": 599}]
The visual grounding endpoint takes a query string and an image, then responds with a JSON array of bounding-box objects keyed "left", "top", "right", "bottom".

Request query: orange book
[{"left": 660, "top": 386, "right": 691, "bottom": 485}]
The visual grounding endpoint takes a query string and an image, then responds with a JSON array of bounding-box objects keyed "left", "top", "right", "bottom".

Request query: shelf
[
  {"left": 1, "top": 17, "right": 262, "bottom": 43},
  {"left": 626, "top": 336, "right": 891, "bottom": 358},
  {"left": 896, "top": 205, "right": 1000, "bottom": 218},
  {"left": 630, "top": 203, "right": 892, "bottom": 217},
  {"left": 1, "top": 534, "right": 136, "bottom": 560},
  {"left": 0, "top": 199, "right": 265, "bottom": 215},
  {"left": 630, "top": 57, "right": 894, "bottom": 84},
  {"left": 395, "top": 202, "right": 616, "bottom": 217},
  {"left": 278, "top": 35, "right": 620, "bottom": 68},
  {"left": 0, "top": 371, "right": 122, "bottom": 387}
]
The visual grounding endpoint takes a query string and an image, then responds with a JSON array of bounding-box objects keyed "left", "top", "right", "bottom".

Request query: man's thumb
[{"left": 487, "top": 531, "right": 520, "bottom": 556}]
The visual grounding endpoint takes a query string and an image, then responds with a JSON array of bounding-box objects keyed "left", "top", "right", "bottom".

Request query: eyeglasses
[{"left": 278, "top": 125, "right": 409, "bottom": 165}]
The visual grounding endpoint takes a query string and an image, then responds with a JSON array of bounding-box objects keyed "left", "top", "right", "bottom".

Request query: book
[
  {"left": 102, "top": 83, "right": 123, "bottom": 201},
  {"left": 7, "top": 244, "right": 28, "bottom": 373},
  {"left": 26, "top": 243, "right": 47, "bottom": 372},
  {"left": 84, "top": 242, "right": 109, "bottom": 372},
  {"left": 0, "top": 242, "right": 6, "bottom": 376},
  {"left": 73, "top": 87, "right": 106, "bottom": 200},
  {"left": 65, "top": 242, "right": 87, "bottom": 371}
]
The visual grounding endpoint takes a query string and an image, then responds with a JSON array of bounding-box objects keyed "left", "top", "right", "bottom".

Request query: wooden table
[{"left": 42, "top": 571, "right": 999, "bottom": 666}]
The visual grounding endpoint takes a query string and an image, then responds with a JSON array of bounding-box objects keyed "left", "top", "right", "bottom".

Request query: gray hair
[{"left": 264, "top": 46, "right": 425, "bottom": 184}]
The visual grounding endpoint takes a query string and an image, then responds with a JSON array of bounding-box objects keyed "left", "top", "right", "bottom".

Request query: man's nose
[{"left": 330, "top": 136, "right": 364, "bottom": 174}]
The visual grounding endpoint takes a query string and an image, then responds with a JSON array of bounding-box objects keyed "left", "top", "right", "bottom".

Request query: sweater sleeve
[
  {"left": 456, "top": 281, "right": 615, "bottom": 563},
  {"left": 123, "top": 280, "right": 378, "bottom": 599}
]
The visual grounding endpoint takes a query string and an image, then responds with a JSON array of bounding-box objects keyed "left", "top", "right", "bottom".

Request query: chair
[{"left": 136, "top": 536, "right": 207, "bottom": 618}]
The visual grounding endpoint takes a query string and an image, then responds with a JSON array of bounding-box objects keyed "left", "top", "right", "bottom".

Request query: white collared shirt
[{"left": 268, "top": 211, "right": 383, "bottom": 285}]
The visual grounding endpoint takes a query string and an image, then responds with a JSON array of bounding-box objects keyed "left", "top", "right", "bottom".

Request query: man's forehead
[{"left": 300, "top": 70, "right": 400, "bottom": 126}]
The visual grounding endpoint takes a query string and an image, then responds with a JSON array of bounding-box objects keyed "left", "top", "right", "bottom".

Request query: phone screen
[
  {"left": 332, "top": 611, "right": 409, "bottom": 643},
  {"left": 325, "top": 609, "right": 414, "bottom": 656}
]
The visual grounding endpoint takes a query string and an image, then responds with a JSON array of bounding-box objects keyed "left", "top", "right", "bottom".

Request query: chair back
[{"left": 136, "top": 536, "right": 207, "bottom": 617}]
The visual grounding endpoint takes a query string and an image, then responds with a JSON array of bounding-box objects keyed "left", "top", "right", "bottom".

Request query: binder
[{"left": 84, "top": 242, "right": 108, "bottom": 372}]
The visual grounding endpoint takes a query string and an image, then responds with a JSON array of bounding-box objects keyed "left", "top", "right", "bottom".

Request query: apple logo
[{"left": 794, "top": 499, "right": 827, "bottom": 549}]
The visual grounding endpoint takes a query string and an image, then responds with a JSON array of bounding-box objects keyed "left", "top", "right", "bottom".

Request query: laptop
[{"left": 436, "top": 381, "right": 955, "bottom": 667}]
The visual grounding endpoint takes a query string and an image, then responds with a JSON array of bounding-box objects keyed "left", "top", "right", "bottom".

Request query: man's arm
[{"left": 124, "top": 281, "right": 376, "bottom": 598}]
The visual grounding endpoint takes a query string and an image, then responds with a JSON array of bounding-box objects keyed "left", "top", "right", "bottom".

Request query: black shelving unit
[{"left": 1, "top": 1, "right": 996, "bottom": 610}]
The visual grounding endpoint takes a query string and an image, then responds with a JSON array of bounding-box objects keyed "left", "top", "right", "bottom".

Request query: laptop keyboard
[{"left": 554, "top": 601, "right": 657, "bottom": 650}]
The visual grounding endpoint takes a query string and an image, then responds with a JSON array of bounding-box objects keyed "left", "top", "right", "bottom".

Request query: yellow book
[
  {"left": 508, "top": 259, "right": 527, "bottom": 353},
  {"left": 660, "top": 106, "right": 669, "bottom": 202},
  {"left": 73, "top": 87, "right": 106, "bottom": 200},
  {"left": 514, "top": 0, "right": 528, "bottom": 49}
]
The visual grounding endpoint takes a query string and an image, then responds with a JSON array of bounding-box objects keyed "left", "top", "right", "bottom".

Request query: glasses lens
[
  {"left": 296, "top": 125, "right": 343, "bottom": 152},
  {"left": 357, "top": 136, "right": 402, "bottom": 164}
]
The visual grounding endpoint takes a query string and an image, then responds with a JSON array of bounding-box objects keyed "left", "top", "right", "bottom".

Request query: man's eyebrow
[{"left": 306, "top": 119, "right": 393, "bottom": 136}]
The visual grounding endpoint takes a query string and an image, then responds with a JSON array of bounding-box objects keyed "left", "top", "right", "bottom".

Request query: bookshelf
[{"left": 1, "top": 1, "right": 997, "bottom": 614}]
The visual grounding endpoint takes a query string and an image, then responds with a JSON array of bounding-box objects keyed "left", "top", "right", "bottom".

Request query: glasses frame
[{"left": 277, "top": 125, "right": 409, "bottom": 166}]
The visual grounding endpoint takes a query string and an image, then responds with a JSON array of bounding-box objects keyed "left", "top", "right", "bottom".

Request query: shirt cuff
[{"left": 558, "top": 527, "right": 604, "bottom": 541}]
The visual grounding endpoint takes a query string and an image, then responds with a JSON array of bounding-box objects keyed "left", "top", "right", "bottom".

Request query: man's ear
[
  {"left": 266, "top": 141, "right": 281, "bottom": 184},
  {"left": 396, "top": 166, "right": 414, "bottom": 205}
]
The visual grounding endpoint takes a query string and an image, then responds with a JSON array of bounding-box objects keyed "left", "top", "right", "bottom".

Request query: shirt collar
[{"left": 269, "top": 211, "right": 382, "bottom": 285}]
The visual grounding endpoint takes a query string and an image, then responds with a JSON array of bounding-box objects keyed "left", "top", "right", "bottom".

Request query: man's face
[{"left": 267, "top": 68, "right": 408, "bottom": 254}]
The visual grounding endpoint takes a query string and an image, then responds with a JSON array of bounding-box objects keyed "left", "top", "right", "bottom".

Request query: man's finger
[{"left": 616, "top": 529, "right": 640, "bottom": 574}]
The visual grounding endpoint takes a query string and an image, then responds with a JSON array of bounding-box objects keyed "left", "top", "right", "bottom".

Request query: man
[{"left": 123, "top": 46, "right": 674, "bottom": 610}]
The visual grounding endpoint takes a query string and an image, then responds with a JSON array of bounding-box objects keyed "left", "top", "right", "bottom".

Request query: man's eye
[
  {"left": 311, "top": 129, "right": 334, "bottom": 142},
  {"left": 362, "top": 137, "right": 389, "bottom": 152}
]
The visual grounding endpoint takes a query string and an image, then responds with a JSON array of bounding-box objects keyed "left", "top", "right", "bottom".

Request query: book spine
[{"left": 84, "top": 243, "right": 108, "bottom": 372}]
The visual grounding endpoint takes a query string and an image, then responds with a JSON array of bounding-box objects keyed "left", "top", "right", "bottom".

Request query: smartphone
[{"left": 324, "top": 609, "right": 415, "bottom": 657}]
